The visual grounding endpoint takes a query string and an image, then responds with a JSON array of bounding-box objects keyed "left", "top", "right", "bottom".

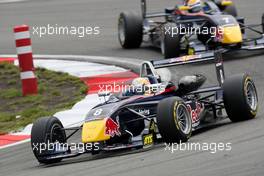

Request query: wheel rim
[
  {"left": 118, "top": 18, "right": 126, "bottom": 45},
  {"left": 50, "top": 124, "right": 65, "bottom": 143},
  {"left": 245, "top": 81, "right": 258, "bottom": 111},
  {"left": 175, "top": 104, "right": 191, "bottom": 134}
]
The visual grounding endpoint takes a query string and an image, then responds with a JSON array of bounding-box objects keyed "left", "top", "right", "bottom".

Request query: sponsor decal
[
  {"left": 187, "top": 102, "right": 203, "bottom": 123},
  {"left": 93, "top": 108, "right": 103, "bottom": 116},
  {"left": 105, "top": 118, "right": 121, "bottom": 137},
  {"left": 138, "top": 109, "right": 150, "bottom": 116},
  {"left": 169, "top": 55, "right": 201, "bottom": 63},
  {"left": 143, "top": 134, "right": 153, "bottom": 147},
  {"left": 149, "top": 119, "right": 156, "bottom": 132}
]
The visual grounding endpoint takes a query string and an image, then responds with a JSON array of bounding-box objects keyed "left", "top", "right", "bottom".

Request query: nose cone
[
  {"left": 221, "top": 25, "right": 242, "bottom": 44},
  {"left": 82, "top": 118, "right": 121, "bottom": 143},
  {"left": 82, "top": 119, "right": 110, "bottom": 143}
]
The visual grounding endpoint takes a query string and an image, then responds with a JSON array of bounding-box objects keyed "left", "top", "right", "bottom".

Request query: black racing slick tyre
[
  {"left": 118, "top": 11, "right": 143, "bottom": 49},
  {"left": 223, "top": 74, "right": 258, "bottom": 122},
  {"left": 31, "top": 116, "right": 67, "bottom": 164},
  {"left": 161, "top": 23, "right": 181, "bottom": 59},
  {"left": 223, "top": 4, "right": 237, "bottom": 17},
  {"left": 157, "top": 97, "right": 192, "bottom": 143}
]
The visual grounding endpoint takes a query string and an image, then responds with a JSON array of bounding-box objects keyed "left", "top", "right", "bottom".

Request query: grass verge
[{"left": 0, "top": 62, "right": 87, "bottom": 134}]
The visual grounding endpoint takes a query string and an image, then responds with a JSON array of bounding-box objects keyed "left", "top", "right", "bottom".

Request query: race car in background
[
  {"left": 118, "top": 0, "right": 264, "bottom": 58},
  {"left": 31, "top": 51, "right": 258, "bottom": 164}
]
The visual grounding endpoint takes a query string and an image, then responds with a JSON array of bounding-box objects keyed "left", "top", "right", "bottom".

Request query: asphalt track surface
[{"left": 1, "top": 0, "right": 264, "bottom": 176}]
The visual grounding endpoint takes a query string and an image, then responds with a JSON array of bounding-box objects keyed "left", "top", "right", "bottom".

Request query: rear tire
[
  {"left": 31, "top": 116, "right": 66, "bottom": 164},
  {"left": 118, "top": 11, "right": 143, "bottom": 48},
  {"left": 157, "top": 97, "right": 192, "bottom": 143},
  {"left": 161, "top": 23, "right": 181, "bottom": 59},
  {"left": 223, "top": 74, "right": 258, "bottom": 122}
]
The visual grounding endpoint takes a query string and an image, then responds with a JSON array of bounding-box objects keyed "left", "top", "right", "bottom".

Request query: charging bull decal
[
  {"left": 105, "top": 118, "right": 121, "bottom": 137},
  {"left": 187, "top": 102, "right": 204, "bottom": 123}
]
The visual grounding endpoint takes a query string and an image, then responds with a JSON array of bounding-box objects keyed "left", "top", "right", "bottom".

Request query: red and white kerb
[{"left": 14, "top": 25, "right": 38, "bottom": 96}]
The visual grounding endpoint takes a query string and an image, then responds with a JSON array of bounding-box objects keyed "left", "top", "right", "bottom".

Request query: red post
[{"left": 14, "top": 25, "right": 38, "bottom": 96}]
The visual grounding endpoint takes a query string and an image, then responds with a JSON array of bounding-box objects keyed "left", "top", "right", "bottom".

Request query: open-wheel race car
[
  {"left": 31, "top": 51, "right": 258, "bottom": 164},
  {"left": 118, "top": 0, "right": 264, "bottom": 58}
]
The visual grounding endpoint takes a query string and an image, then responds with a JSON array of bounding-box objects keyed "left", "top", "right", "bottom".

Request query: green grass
[
  {"left": 0, "top": 62, "right": 88, "bottom": 133},
  {"left": 0, "top": 88, "right": 22, "bottom": 99}
]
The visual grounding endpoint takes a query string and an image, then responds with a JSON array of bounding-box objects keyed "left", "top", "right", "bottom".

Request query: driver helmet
[
  {"left": 184, "top": 0, "right": 202, "bottom": 13},
  {"left": 131, "top": 77, "right": 151, "bottom": 95}
]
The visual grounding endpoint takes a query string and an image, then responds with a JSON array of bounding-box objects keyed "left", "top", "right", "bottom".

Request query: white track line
[
  {"left": 0, "top": 54, "right": 142, "bottom": 69},
  {"left": 0, "top": 0, "right": 27, "bottom": 3}
]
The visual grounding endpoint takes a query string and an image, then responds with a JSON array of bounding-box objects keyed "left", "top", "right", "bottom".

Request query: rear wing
[
  {"left": 151, "top": 52, "right": 215, "bottom": 69},
  {"left": 141, "top": 51, "right": 225, "bottom": 86}
]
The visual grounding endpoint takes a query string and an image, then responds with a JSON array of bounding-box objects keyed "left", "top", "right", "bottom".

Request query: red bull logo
[
  {"left": 105, "top": 118, "right": 121, "bottom": 137},
  {"left": 187, "top": 102, "right": 204, "bottom": 123}
]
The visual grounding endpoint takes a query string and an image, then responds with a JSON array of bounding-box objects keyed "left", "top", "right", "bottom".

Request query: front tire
[
  {"left": 223, "top": 74, "right": 258, "bottom": 122},
  {"left": 157, "top": 97, "right": 192, "bottom": 143},
  {"left": 118, "top": 11, "right": 143, "bottom": 48},
  {"left": 31, "top": 116, "right": 67, "bottom": 164}
]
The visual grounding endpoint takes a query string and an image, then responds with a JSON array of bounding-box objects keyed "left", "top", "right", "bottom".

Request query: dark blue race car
[{"left": 31, "top": 51, "right": 258, "bottom": 164}]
